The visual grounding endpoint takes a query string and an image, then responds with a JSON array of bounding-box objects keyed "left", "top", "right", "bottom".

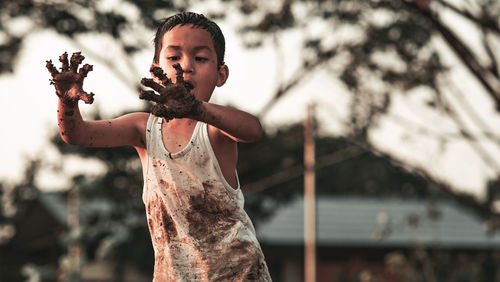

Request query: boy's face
[{"left": 153, "top": 24, "right": 228, "bottom": 102}]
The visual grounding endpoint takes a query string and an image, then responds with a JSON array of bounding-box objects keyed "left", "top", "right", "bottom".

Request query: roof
[
  {"left": 38, "top": 191, "right": 68, "bottom": 225},
  {"left": 255, "top": 197, "right": 500, "bottom": 249}
]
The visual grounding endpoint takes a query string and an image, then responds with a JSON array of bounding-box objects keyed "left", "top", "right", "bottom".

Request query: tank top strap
[
  {"left": 145, "top": 114, "right": 155, "bottom": 150},
  {"left": 146, "top": 114, "right": 167, "bottom": 155},
  {"left": 198, "top": 123, "right": 242, "bottom": 192}
]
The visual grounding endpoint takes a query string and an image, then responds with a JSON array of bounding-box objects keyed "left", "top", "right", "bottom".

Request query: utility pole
[
  {"left": 304, "top": 104, "right": 316, "bottom": 282},
  {"left": 67, "top": 187, "right": 82, "bottom": 281}
]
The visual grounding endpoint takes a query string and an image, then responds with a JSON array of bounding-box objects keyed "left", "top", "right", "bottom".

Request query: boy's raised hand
[
  {"left": 46, "top": 52, "right": 95, "bottom": 107},
  {"left": 140, "top": 64, "right": 201, "bottom": 121}
]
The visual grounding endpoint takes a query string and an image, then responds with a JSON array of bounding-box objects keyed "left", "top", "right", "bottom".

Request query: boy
[{"left": 46, "top": 12, "right": 271, "bottom": 281}]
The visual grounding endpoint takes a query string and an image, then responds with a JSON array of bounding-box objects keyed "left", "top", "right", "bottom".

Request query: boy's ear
[{"left": 216, "top": 64, "right": 229, "bottom": 87}]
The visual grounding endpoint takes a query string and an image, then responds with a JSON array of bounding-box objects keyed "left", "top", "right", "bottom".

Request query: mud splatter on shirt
[{"left": 142, "top": 115, "right": 271, "bottom": 281}]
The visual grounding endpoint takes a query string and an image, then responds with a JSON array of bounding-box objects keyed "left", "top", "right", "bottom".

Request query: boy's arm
[
  {"left": 57, "top": 101, "right": 147, "bottom": 148},
  {"left": 48, "top": 52, "right": 146, "bottom": 149},
  {"left": 140, "top": 65, "right": 262, "bottom": 143},
  {"left": 196, "top": 102, "right": 262, "bottom": 143}
]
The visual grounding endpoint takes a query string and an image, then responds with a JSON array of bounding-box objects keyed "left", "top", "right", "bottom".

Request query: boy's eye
[
  {"left": 195, "top": 57, "right": 208, "bottom": 62},
  {"left": 167, "top": 56, "right": 180, "bottom": 61}
]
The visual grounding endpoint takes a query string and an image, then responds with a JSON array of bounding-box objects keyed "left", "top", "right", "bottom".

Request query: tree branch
[
  {"left": 72, "top": 39, "right": 141, "bottom": 95},
  {"left": 436, "top": 86, "right": 500, "bottom": 171},
  {"left": 257, "top": 47, "right": 336, "bottom": 118},
  {"left": 436, "top": 0, "right": 500, "bottom": 35},
  {"left": 402, "top": 0, "right": 500, "bottom": 110},
  {"left": 482, "top": 30, "right": 499, "bottom": 78},
  {"left": 441, "top": 74, "right": 500, "bottom": 144}
]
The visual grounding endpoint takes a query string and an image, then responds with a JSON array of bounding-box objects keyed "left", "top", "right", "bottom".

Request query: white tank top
[{"left": 142, "top": 114, "right": 271, "bottom": 281}]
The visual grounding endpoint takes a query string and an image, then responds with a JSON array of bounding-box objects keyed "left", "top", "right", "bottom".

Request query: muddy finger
[
  {"left": 150, "top": 66, "right": 172, "bottom": 86},
  {"left": 172, "top": 63, "right": 184, "bottom": 84},
  {"left": 151, "top": 104, "right": 175, "bottom": 121},
  {"left": 46, "top": 60, "right": 59, "bottom": 77},
  {"left": 70, "top": 52, "right": 85, "bottom": 73},
  {"left": 141, "top": 78, "right": 165, "bottom": 93},
  {"left": 80, "top": 91, "right": 95, "bottom": 104},
  {"left": 139, "top": 90, "right": 162, "bottom": 103},
  {"left": 79, "top": 64, "right": 93, "bottom": 78},
  {"left": 59, "top": 52, "right": 69, "bottom": 71}
]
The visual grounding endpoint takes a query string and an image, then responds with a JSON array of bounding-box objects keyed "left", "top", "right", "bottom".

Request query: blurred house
[
  {"left": 0, "top": 191, "right": 66, "bottom": 281},
  {"left": 257, "top": 197, "right": 500, "bottom": 282},
  {"left": 0, "top": 191, "right": 151, "bottom": 282},
  {"left": 4, "top": 189, "right": 500, "bottom": 282}
]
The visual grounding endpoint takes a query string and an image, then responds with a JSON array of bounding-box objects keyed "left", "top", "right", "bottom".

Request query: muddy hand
[
  {"left": 140, "top": 63, "right": 201, "bottom": 121},
  {"left": 46, "top": 51, "right": 95, "bottom": 107}
]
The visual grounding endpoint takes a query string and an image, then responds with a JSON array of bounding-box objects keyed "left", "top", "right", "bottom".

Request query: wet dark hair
[{"left": 153, "top": 12, "right": 225, "bottom": 67}]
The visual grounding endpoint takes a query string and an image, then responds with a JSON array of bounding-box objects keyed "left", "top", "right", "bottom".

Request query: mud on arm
[{"left": 47, "top": 52, "right": 146, "bottom": 148}]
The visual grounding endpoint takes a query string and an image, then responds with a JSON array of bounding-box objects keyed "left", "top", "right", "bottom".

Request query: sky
[{"left": 1, "top": 1, "right": 499, "bottom": 200}]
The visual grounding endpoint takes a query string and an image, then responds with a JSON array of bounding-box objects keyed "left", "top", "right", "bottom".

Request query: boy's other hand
[
  {"left": 139, "top": 64, "right": 201, "bottom": 121},
  {"left": 46, "top": 52, "right": 95, "bottom": 107}
]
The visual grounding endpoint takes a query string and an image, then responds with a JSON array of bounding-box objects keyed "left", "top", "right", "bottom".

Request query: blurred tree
[
  {"left": 3, "top": 0, "right": 500, "bottom": 206},
  {"left": 2, "top": 0, "right": 500, "bottom": 217},
  {"left": 0, "top": 114, "right": 448, "bottom": 280},
  {"left": 48, "top": 111, "right": 154, "bottom": 281},
  {"left": 2, "top": 0, "right": 500, "bottom": 277},
  {"left": 227, "top": 0, "right": 500, "bottom": 224},
  {"left": 0, "top": 161, "right": 64, "bottom": 282},
  {"left": 0, "top": 0, "right": 192, "bottom": 93},
  {"left": 238, "top": 122, "right": 458, "bottom": 226}
]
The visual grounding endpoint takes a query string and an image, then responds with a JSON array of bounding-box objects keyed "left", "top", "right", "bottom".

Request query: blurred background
[{"left": 1, "top": 0, "right": 500, "bottom": 281}]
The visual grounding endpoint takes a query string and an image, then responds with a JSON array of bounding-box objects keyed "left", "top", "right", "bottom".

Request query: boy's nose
[{"left": 180, "top": 58, "right": 194, "bottom": 74}]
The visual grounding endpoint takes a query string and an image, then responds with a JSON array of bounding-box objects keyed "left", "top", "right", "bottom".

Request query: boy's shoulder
[
  {"left": 118, "top": 112, "right": 150, "bottom": 151},
  {"left": 115, "top": 111, "right": 150, "bottom": 136},
  {"left": 120, "top": 111, "right": 150, "bottom": 124}
]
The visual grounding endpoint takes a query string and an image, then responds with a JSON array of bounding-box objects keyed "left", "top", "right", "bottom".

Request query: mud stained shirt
[{"left": 142, "top": 115, "right": 271, "bottom": 282}]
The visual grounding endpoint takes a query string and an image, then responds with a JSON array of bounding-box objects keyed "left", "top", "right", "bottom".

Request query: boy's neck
[
  {"left": 164, "top": 117, "right": 197, "bottom": 129},
  {"left": 160, "top": 117, "right": 198, "bottom": 154}
]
